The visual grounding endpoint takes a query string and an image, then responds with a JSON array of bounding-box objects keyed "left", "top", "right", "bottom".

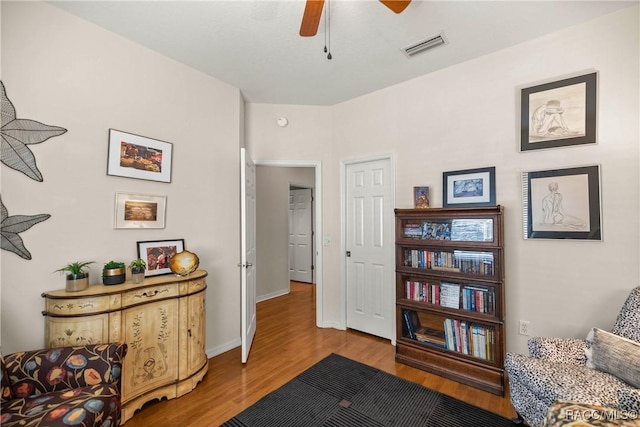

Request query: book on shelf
[
  {"left": 450, "top": 219, "right": 493, "bottom": 242},
  {"left": 403, "top": 223, "right": 423, "bottom": 238},
  {"left": 414, "top": 326, "right": 447, "bottom": 348},
  {"left": 402, "top": 309, "right": 417, "bottom": 339},
  {"left": 420, "top": 221, "right": 452, "bottom": 240},
  {"left": 439, "top": 282, "right": 460, "bottom": 309}
]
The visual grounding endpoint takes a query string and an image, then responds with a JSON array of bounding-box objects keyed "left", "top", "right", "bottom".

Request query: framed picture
[
  {"left": 521, "top": 165, "right": 601, "bottom": 240},
  {"left": 413, "top": 186, "right": 430, "bottom": 209},
  {"left": 520, "top": 72, "right": 597, "bottom": 152},
  {"left": 114, "top": 192, "right": 166, "bottom": 229},
  {"left": 137, "top": 239, "right": 185, "bottom": 277},
  {"left": 107, "top": 129, "right": 173, "bottom": 183},
  {"left": 443, "top": 167, "right": 496, "bottom": 208}
]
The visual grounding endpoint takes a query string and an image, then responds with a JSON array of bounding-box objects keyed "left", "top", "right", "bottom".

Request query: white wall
[
  {"left": 2, "top": 2, "right": 637, "bottom": 359},
  {"left": 256, "top": 167, "right": 315, "bottom": 300},
  {"left": 1, "top": 2, "right": 243, "bottom": 355},
  {"left": 247, "top": 7, "right": 640, "bottom": 354}
]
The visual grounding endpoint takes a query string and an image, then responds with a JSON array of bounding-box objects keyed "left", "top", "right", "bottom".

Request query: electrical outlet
[{"left": 519, "top": 320, "right": 531, "bottom": 336}]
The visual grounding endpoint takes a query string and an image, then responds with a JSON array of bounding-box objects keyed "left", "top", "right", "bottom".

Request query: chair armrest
[
  {"left": 528, "top": 337, "right": 587, "bottom": 366},
  {"left": 4, "top": 342, "right": 127, "bottom": 397}
]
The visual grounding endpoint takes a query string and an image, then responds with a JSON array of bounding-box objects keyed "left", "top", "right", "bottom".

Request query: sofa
[
  {"left": 505, "top": 286, "right": 640, "bottom": 427},
  {"left": 1, "top": 342, "right": 127, "bottom": 427}
]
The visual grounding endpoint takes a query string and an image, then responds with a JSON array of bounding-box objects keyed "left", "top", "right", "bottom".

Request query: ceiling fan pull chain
[
  {"left": 326, "top": 0, "right": 332, "bottom": 59},
  {"left": 323, "top": 0, "right": 327, "bottom": 53}
]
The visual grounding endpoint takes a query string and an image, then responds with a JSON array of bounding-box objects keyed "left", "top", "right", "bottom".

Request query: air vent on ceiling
[{"left": 402, "top": 34, "right": 446, "bottom": 58}]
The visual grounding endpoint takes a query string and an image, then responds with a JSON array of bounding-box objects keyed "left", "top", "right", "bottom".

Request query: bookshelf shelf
[{"left": 395, "top": 206, "right": 505, "bottom": 396}]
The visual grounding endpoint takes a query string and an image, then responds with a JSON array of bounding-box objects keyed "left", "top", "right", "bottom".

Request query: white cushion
[{"left": 586, "top": 328, "right": 640, "bottom": 388}]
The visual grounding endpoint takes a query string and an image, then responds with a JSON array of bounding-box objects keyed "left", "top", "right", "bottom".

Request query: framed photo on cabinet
[
  {"left": 521, "top": 165, "right": 601, "bottom": 240},
  {"left": 443, "top": 167, "right": 496, "bottom": 208},
  {"left": 520, "top": 72, "right": 597, "bottom": 152},
  {"left": 137, "top": 239, "right": 185, "bottom": 276},
  {"left": 414, "top": 186, "right": 430, "bottom": 209}
]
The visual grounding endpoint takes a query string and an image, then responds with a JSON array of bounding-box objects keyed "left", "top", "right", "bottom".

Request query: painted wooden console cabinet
[{"left": 42, "top": 270, "right": 208, "bottom": 424}]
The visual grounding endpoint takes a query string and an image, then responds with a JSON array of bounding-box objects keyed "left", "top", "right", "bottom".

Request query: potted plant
[
  {"left": 102, "top": 260, "right": 126, "bottom": 285},
  {"left": 55, "top": 261, "right": 95, "bottom": 292},
  {"left": 129, "top": 258, "right": 146, "bottom": 284}
]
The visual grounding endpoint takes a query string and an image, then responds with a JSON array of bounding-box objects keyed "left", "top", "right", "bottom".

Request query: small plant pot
[
  {"left": 66, "top": 273, "right": 89, "bottom": 292},
  {"left": 131, "top": 267, "right": 145, "bottom": 284},
  {"left": 103, "top": 267, "right": 126, "bottom": 285}
]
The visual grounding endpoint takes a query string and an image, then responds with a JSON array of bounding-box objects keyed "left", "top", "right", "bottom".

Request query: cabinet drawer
[
  {"left": 45, "top": 296, "right": 111, "bottom": 316},
  {"left": 189, "top": 278, "right": 206, "bottom": 293},
  {"left": 122, "top": 284, "right": 178, "bottom": 307},
  {"left": 178, "top": 278, "right": 207, "bottom": 295}
]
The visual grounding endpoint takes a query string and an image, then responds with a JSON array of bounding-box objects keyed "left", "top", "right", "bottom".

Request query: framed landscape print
[
  {"left": 443, "top": 167, "right": 496, "bottom": 208},
  {"left": 107, "top": 129, "right": 173, "bottom": 183},
  {"left": 521, "top": 165, "right": 601, "bottom": 240},
  {"left": 114, "top": 192, "right": 166, "bottom": 229},
  {"left": 520, "top": 72, "right": 597, "bottom": 152}
]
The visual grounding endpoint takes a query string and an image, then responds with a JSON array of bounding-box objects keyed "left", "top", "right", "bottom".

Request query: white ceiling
[{"left": 50, "top": 1, "right": 636, "bottom": 106}]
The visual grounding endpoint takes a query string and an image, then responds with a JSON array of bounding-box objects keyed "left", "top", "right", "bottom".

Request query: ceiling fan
[{"left": 300, "top": 0, "right": 412, "bottom": 37}]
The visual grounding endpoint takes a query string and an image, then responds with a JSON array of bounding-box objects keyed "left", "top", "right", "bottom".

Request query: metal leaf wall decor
[
  {"left": 0, "top": 80, "right": 67, "bottom": 259},
  {"left": 1, "top": 196, "right": 51, "bottom": 260}
]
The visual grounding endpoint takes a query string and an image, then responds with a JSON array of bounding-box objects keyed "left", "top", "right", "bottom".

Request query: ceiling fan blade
[
  {"left": 300, "top": 0, "right": 325, "bottom": 37},
  {"left": 379, "top": 0, "right": 411, "bottom": 14}
]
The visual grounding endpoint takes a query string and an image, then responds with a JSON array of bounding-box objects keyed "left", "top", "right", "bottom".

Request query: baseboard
[
  {"left": 257, "top": 289, "right": 289, "bottom": 303},
  {"left": 206, "top": 338, "right": 241, "bottom": 359}
]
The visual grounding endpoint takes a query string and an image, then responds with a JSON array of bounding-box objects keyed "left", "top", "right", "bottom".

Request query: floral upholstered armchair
[
  {"left": 505, "top": 287, "right": 640, "bottom": 427},
  {"left": 1, "top": 342, "right": 127, "bottom": 427}
]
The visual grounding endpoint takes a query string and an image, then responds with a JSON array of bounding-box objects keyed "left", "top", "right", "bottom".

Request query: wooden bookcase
[{"left": 394, "top": 207, "right": 505, "bottom": 396}]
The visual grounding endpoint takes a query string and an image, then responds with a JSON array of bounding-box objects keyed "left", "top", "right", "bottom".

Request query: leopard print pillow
[{"left": 612, "top": 287, "right": 640, "bottom": 343}]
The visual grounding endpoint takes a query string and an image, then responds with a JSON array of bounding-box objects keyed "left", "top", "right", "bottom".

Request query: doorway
[{"left": 255, "top": 161, "right": 323, "bottom": 327}]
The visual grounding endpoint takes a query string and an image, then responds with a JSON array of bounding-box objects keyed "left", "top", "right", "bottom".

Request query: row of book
[
  {"left": 404, "top": 281, "right": 495, "bottom": 314},
  {"left": 401, "top": 219, "right": 494, "bottom": 243},
  {"left": 462, "top": 286, "right": 495, "bottom": 314},
  {"left": 403, "top": 222, "right": 452, "bottom": 241},
  {"left": 402, "top": 249, "right": 494, "bottom": 276},
  {"left": 402, "top": 310, "right": 496, "bottom": 361},
  {"left": 443, "top": 318, "right": 495, "bottom": 361}
]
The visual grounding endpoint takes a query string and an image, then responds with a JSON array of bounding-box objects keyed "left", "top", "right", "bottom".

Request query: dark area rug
[{"left": 221, "top": 353, "right": 514, "bottom": 427}]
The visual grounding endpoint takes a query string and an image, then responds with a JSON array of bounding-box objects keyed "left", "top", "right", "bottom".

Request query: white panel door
[
  {"left": 345, "top": 158, "right": 394, "bottom": 340},
  {"left": 240, "top": 148, "right": 256, "bottom": 364},
  {"left": 289, "top": 188, "right": 313, "bottom": 283}
]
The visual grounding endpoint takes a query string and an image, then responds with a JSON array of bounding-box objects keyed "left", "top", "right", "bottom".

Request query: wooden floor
[{"left": 124, "top": 281, "right": 517, "bottom": 426}]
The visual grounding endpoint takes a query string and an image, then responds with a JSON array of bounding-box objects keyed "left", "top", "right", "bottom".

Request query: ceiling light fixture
[{"left": 402, "top": 33, "right": 446, "bottom": 58}]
